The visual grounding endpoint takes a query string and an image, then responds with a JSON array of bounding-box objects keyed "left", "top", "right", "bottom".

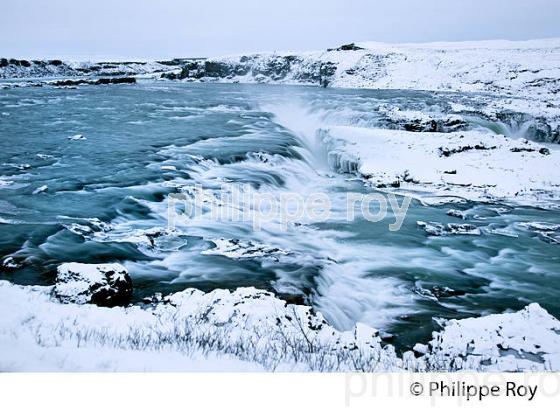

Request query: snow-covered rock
[
  {"left": 518, "top": 222, "right": 560, "bottom": 244},
  {"left": 67, "top": 134, "right": 86, "bottom": 140},
  {"left": 53, "top": 263, "right": 133, "bottom": 307},
  {"left": 446, "top": 209, "right": 468, "bottom": 219},
  {"left": 423, "top": 303, "right": 560, "bottom": 371},
  {"left": 378, "top": 105, "right": 469, "bottom": 133},
  {"left": 160, "top": 39, "right": 560, "bottom": 98},
  {"left": 202, "top": 238, "right": 291, "bottom": 260},
  {"left": 321, "top": 126, "right": 560, "bottom": 207},
  {"left": 1, "top": 256, "right": 20, "bottom": 270},
  {"left": 417, "top": 221, "right": 482, "bottom": 236}
]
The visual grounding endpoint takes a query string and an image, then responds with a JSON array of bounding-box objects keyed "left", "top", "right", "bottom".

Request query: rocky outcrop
[
  {"left": 0, "top": 58, "right": 75, "bottom": 78},
  {"left": 53, "top": 263, "right": 133, "bottom": 307},
  {"left": 51, "top": 77, "right": 136, "bottom": 86},
  {"left": 161, "top": 55, "right": 337, "bottom": 87},
  {"left": 327, "top": 42, "right": 365, "bottom": 52},
  {"left": 0, "top": 59, "right": 179, "bottom": 79}
]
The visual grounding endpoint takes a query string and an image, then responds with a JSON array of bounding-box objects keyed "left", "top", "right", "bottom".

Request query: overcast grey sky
[{"left": 2, "top": 0, "right": 559, "bottom": 59}]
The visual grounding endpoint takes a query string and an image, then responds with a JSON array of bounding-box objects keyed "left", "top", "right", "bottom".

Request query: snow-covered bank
[
  {"left": 0, "top": 280, "right": 398, "bottom": 371},
  {"left": 321, "top": 126, "right": 560, "bottom": 207},
  {"left": 1, "top": 277, "right": 559, "bottom": 371}
]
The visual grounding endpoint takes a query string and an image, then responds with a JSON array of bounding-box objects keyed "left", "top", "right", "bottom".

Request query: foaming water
[{"left": 1, "top": 82, "right": 559, "bottom": 349}]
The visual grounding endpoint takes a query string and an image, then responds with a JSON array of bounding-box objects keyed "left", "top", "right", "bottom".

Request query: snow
[
  {"left": 1, "top": 280, "right": 559, "bottom": 371},
  {"left": 321, "top": 126, "right": 560, "bottom": 207},
  {"left": 424, "top": 303, "right": 560, "bottom": 371}
]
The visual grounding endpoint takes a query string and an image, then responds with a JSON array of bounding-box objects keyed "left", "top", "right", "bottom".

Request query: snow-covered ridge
[
  {"left": 4, "top": 39, "right": 559, "bottom": 100},
  {"left": 166, "top": 39, "right": 560, "bottom": 102},
  {"left": 1, "top": 276, "right": 559, "bottom": 371}
]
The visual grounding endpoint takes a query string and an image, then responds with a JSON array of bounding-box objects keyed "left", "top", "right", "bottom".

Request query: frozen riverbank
[{"left": 1, "top": 266, "right": 559, "bottom": 372}]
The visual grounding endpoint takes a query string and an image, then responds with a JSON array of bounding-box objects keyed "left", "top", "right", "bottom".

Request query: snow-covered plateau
[{"left": 321, "top": 126, "right": 560, "bottom": 207}]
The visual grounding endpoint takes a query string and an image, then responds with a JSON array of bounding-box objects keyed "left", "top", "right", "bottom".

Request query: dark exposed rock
[
  {"left": 327, "top": 43, "right": 365, "bottom": 52},
  {"left": 405, "top": 119, "right": 438, "bottom": 132},
  {"left": 446, "top": 209, "right": 468, "bottom": 219},
  {"left": 510, "top": 147, "right": 536, "bottom": 153},
  {"left": 379, "top": 110, "right": 469, "bottom": 133},
  {"left": 414, "top": 285, "right": 466, "bottom": 301},
  {"left": 509, "top": 146, "right": 550, "bottom": 155},
  {"left": 51, "top": 77, "right": 136, "bottom": 87},
  {"left": 319, "top": 62, "right": 337, "bottom": 87},
  {"left": 438, "top": 143, "right": 496, "bottom": 157},
  {"left": 161, "top": 56, "right": 337, "bottom": 87},
  {"left": 53, "top": 263, "right": 133, "bottom": 307},
  {"left": 95, "top": 77, "right": 136, "bottom": 85}
]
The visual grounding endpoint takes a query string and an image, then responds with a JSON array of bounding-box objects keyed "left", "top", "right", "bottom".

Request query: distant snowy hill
[
  {"left": 3, "top": 39, "right": 559, "bottom": 100},
  {"left": 187, "top": 39, "right": 560, "bottom": 99}
]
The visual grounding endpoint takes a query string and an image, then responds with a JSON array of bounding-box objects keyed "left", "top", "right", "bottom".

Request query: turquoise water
[{"left": 1, "top": 82, "right": 559, "bottom": 350}]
